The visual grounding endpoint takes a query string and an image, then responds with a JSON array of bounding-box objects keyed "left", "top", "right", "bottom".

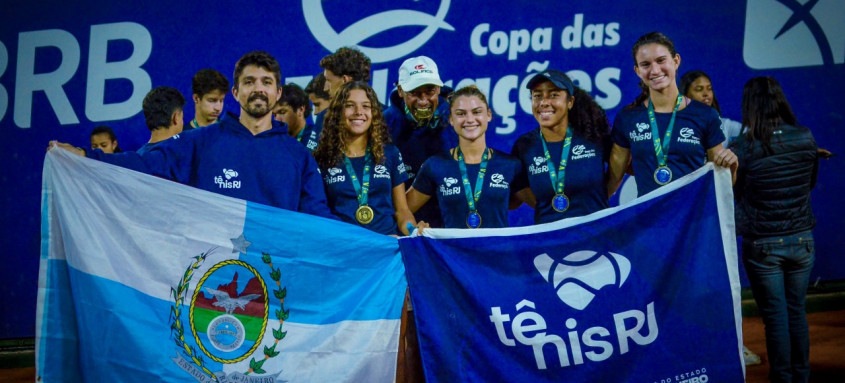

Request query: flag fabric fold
[
  {"left": 399, "top": 164, "right": 744, "bottom": 382},
  {"left": 38, "top": 148, "right": 406, "bottom": 382}
]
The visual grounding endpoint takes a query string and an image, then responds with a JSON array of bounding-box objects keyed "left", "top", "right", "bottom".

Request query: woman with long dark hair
[
  {"left": 680, "top": 70, "right": 744, "bottom": 148},
  {"left": 313, "top": 81, "right": 415, "bottom": 235},
  {"left": 731, "top": 76, "right": 818, "bottom": 383},
  {"left": 607, "top": 32, "right": 737, "bottom": 198},
  {"left": 680, "top": 69, "right": 765, "bottom": 366}
]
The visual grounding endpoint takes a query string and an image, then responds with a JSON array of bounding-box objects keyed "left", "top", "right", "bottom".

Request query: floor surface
[{"left": 2, "top": 310, "right": 843, "bottom": 382}]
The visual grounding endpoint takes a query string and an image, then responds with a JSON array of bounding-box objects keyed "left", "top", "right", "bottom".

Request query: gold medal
[{"left": 355, "top": 205, "right": 374, "bottom": 224}]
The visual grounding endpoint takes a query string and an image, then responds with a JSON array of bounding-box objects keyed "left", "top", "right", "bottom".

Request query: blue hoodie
[
  {"left": 383, "top": 87, "right": 456, "bottom": 227},
  {"left": 88, "top": 112, "right": 334, "bottom": 219}
]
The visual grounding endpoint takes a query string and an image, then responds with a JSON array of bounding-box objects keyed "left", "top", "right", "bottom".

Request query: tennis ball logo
[
  {"left": 222, "top": 168, "right": 239, "bottom": 180},
  {"left": 533, "top": 250, "right": 631, "bottom": 310}
]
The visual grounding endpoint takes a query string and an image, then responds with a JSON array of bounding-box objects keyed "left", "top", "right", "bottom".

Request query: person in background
[
  {"left": 732, "top": 76, "right": 818, "bottom": 383},
  {"left": 681, "top": 70, "right": 834, "bottom": 160},
  {"left": 680, "top": 69, "right": 762, "bottom": 366},
  {"left": 320, "top": 47, "right": 372, "bottom": 99},
  {"left": 680, "top": 70, "right": 743, "bottom": 147},
  {"left": 90, "top": 125, "right": 122, "bottom": 154},
  {"left": 607, "top": 31, "right": 737, "bottom": 199},
  {"left": 137, "top": 86, "right": 185, "bottom": 155},
  {"left": 274, "top": 83, "right": 319, "bottom": 152},
  {"left": 312, "top": 81, "right": 414, "bottom": 235},
  {"left": 511, "top": 69, "right": 611, "bottom": 224},
  {"left": 305, "top": 72, "right": 331, "bottom": 116},
  {"left": 406, "top": 85, "right": 524, "bottom": 230},
  {"left": 189, "top": 68, "right": 229, "bottom": 129}
]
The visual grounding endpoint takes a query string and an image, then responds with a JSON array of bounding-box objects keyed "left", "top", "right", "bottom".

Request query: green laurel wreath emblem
[
  {"left": 190, "top": 259, "right": 269, "bottom": 363},
  {"left": 247, "top": 252, "right": 289, "bottom": 375},
  {"left": 169, "top": 249, "right": 289, "bottom": 380}
]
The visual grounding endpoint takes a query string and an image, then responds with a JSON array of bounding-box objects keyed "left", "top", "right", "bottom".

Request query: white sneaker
[{"left": 743, "top": 345, "right": 761, "bottom": 365}]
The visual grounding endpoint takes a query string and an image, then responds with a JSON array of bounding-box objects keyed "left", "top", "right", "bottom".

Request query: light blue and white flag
[
  {"left": 37, "top": 148, "right": 406, "bottom": 382},
  {"left": 399, "top": 164, "right": 745, "bottom": 382}
]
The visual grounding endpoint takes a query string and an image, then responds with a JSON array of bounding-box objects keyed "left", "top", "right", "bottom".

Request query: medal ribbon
[
  {"left": 404, "top": 104, "right": 440, "bottom": 129},
  {"left": 456, "top": 147, "right": 489, "bottom": 214},
  {"left": 539, "top": 127, "right": 572, "bottom": 196},
  {"left": 294, "top": 126, "right": 306, "bottom": 143},
  {"left": 343, "top": 147, "right": 372, "bottom": 207},
  {"left": 647, "top": 94, "right": 684, "bottom": 168}
]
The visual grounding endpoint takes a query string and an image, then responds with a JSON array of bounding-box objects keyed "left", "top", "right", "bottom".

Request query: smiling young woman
[
  {"left": 511, "top": 69, "right": 612, "bottom": 224},
  {"left": 313, "top": 81, "right": 415, "bottom": 236},
  {"left": 406, "top": 85, "right": 525, "bottom": 230},
  {"left": 607, "top": 31, "right": 738, "bottom": 199}
]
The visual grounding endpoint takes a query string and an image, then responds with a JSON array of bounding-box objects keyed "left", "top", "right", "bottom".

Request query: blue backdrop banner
[
  {"left": 399, "top": 164, "right": 744, "bottom": 382},
  {"left": 3, "top": 0, "right": 842, "bottom": 340}
]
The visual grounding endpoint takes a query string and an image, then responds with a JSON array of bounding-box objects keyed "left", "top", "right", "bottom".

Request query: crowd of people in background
[{"left": 52, "top": 30, "right": 825, "bottom": 383}]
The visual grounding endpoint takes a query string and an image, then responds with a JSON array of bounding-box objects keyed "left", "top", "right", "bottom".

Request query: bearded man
[{"left": 51, "top": 51, "right": 333, "bottom": 219}]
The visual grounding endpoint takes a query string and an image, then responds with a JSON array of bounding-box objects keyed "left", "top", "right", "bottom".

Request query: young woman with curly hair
[
  {"left": 510, "top": 69, "right": 612, "bottom": 223},
  {"left": 313, "top": 81, "right": 415, "bottom": 235}
]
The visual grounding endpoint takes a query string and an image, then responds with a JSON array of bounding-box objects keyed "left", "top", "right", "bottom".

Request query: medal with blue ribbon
[
  {"left": 456, "top": 147, "right": 489, "bottom": 229},
  {"left": 343, "top": 148, "right": 374, "bottom": 224},
  {"left": 539, "top": 127, "right": 573, "bottom": 213},
  {"left": 648, "top": 94, "right": 683, "bottom": 186}
]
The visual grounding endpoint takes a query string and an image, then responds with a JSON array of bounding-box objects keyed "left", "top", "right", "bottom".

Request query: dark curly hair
[
  {"left": 314, "top": 81, "right": 390, "bottom": 169},
  {"left": 626, "top": 32, "right": 679, "bottom": 109},
  {"left": 569, "top": 87, "right": 610, "bottom": 143},
  {"left": 319, "top": 47, "right": 371, "bottom": 82}
]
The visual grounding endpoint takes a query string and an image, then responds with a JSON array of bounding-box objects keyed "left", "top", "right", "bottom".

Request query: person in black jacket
[{"left": 730, "top": 76, "right": 818, "bottom": 383}]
